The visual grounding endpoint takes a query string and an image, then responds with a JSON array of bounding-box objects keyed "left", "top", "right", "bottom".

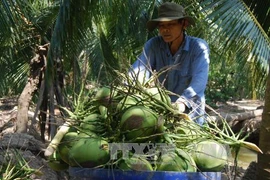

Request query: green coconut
[
  {"left": 176, "top": 121, "right": 201, "bottom": 135},
  {"left": 120, "top": 106, "right": 158, "bottom": 142},
  {"left": 80, "top": 113, "right": 105, "bottom": 133},
  {"left": 118, "top": 156, "right": 153, "bottom": 171},
  {"left": 175, "top": 121, "right": 202, "bottom": 148},
  {"left": 68, "top": 138, "right": 110, "bottom": 168},
  {"left": 82, "top": 113, "right": 104, "bottom": 122},
  {"left": 78, "top": 131, "right": 97, "bottom": 138},
  {"left": 145, "top": 87, "right": 171, "bottom": 104},
  {"left": 47, "top": 150, "right": 69, "bottom": 171},
  {"left": 192, "top": 140, "right": 228, "bottom": 172},
  {"left": 175, "top": 148, "right": 197, "bottom": 172},
  {"left": 94, "top": 86, "right": 118, "bottom": 107},
  {"left": 116, "top": 95, "right": 143, "bottom": 112},
  {"left": 157, "top": 149, "right": 197, "bottom": 172},
  {"left": 58, "top": 131, "right": 81, "bottom": 164}
]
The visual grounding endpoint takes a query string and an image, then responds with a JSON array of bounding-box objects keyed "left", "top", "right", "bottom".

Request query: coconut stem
[{"left": 44, "top": 122, "right": 71, "bottom": 157}]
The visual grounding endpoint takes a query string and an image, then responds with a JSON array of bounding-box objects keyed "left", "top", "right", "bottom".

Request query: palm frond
[
  {"left": 200, "top": 0, "right": 269, "bottom": 71},
  {"left": 0, "top": 0, "right": 53, "bottom": 96},
  {"left": 243, "top": 0, "right": 270, "bottom": 36}
]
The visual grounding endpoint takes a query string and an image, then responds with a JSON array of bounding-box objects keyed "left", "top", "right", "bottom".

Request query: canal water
[{"left": 230, "top": 146, "right": 257, "bottom": 169}]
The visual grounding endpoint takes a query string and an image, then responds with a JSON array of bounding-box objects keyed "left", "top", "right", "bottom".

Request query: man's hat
[{"left": 146, "top": 2, "right": 195, "bottom": 31}]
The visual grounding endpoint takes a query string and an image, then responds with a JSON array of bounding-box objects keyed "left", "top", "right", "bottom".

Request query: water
[{"left": 230, "top": 147, "right": 257, "bottom": 169}]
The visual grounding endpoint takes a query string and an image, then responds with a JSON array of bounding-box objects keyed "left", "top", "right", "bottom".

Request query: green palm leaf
[{"left": 200, "top": 0, "right": 269, "bottom": 70}]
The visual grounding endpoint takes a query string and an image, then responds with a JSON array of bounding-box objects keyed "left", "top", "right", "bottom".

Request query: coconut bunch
[{"left": 45, "top": 76, "right": 262, "bottom": 173}]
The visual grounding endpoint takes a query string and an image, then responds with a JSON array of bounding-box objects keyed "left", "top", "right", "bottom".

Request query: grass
[{"left": 0, "top": 148, "right": 42, "bottom": 180}]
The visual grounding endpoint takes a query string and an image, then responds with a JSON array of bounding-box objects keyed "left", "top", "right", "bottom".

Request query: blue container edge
[{"left": 69, "top": 167, "right": 222, "bottom": 180}]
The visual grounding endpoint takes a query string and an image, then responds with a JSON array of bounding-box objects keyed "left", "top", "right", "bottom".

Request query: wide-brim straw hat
[{"left": 147, "top": 2, "right": 195, "bottom": 31}]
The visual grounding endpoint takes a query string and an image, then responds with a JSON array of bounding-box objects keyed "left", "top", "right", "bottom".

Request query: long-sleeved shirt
[{"left": 130, "top": 35, "right": 210, "bottom": 125}]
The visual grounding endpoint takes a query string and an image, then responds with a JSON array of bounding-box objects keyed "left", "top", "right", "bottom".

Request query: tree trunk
[
  {"left": 16, "top": 78, "right": 39, "bottom": 132},
  {"left": 257, "top": 65, "right": 270, "bottom": 179},
  {"left": 15, "top": 44, "right": 48, "bottom": 133}
]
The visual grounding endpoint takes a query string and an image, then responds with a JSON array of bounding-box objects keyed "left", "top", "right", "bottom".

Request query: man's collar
[
  {"left": 159, "top": 35, "right": 190, "bottom": 51},
  {"left": 181, "top": 35, "right": 190, "bottom": 51}
]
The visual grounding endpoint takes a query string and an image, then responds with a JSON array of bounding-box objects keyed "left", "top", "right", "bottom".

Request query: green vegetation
[
  {"left": 0, "top": 0, "right": 269, "bottom": 179},
  {"left": 0, "top": 149, "right": 41, "bottom": 180},
  {"left": 0, "top": 0, "right": 268, "bottom": 103}
]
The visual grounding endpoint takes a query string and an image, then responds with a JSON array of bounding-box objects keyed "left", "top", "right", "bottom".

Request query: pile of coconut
[{"left": 44, "top": 83, "right": 261, "bottom": 173}]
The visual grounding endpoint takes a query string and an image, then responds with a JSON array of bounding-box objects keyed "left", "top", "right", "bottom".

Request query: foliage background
[
  {"left": 0, "top": 0, "right": 269, "bottom": 104},
  {"left": 0, "top": 0, "right": 269, "bottom": 179}
]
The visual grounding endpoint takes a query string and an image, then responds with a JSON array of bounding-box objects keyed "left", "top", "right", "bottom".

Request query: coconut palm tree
[
  {"left": 258, "top": 65, "right": 270, "bottom": 179},
  {"left": 0, "top": 0, "right": 269, "bottom": 177}
]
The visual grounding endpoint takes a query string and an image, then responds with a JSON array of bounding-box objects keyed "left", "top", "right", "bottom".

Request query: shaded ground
[
  {"left": 0, "top": 97, "right": 69, "bottom": 180},
  {"left": 0, "top": 97, "right": 264, "bottom": 179}
]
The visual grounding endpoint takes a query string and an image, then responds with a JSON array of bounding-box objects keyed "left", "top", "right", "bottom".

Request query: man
[{"left": 129, "top": 2, "right": 210, "bottom": 125}]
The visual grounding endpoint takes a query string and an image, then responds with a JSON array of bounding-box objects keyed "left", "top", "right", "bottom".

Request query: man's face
[{"left": 157, "top": 20, "right": 185, "bottom": 43}]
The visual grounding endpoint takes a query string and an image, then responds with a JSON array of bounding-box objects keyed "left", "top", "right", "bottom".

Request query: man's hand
[{"left": 175, "top": 101, "right": 186, "bottom": 112}]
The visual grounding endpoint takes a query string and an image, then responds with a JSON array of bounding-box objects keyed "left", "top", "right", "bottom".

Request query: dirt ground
[{"left": 0, "top": 96, "right": 265, "bottom": 179}]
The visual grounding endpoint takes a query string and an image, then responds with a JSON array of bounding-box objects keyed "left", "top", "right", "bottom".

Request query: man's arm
[
  {"left": 129, "top": 40, "right": 155, "bottom": 85},
  {"left": 176, "top": 40, "right": 210, "bottom": 111}
]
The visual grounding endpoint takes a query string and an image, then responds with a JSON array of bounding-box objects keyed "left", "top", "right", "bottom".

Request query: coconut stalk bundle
[{"left": 44, "top": 71, "right": 262, "bottom": 172}]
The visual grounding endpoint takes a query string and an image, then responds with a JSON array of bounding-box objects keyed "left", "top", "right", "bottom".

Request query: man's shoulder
[
  {"left": 147, "top": 36, "right": 163, "bottom": 43},
  {"left": 186, "top": 35, "right": 209, "bottom": 50},
  {"left": 187, "top": 35, "right": 208, "bottom": 44},
  {"left": 145, "top": 36, "right": 165, "bottom": 48}
]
